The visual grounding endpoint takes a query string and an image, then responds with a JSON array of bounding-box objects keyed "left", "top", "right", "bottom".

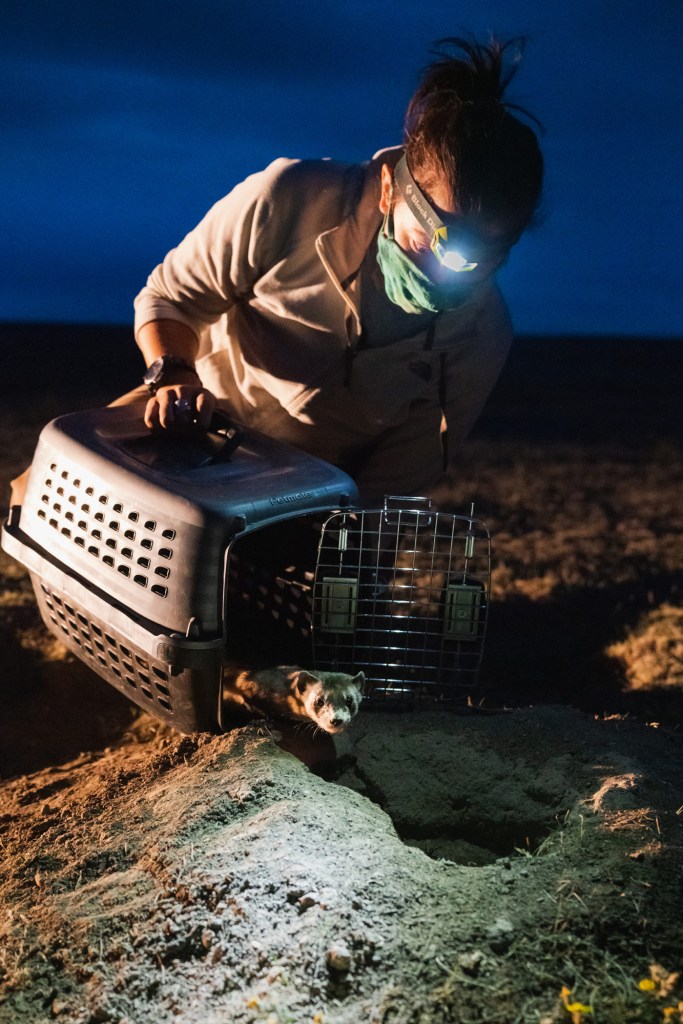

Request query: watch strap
[{"left": 144, "top": 355, "right": 199, "bottom": 394}]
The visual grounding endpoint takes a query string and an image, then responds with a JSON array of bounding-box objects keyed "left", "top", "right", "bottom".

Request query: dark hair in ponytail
[{"left": 404, "top": 36, "right": 544, "bottom": 229}]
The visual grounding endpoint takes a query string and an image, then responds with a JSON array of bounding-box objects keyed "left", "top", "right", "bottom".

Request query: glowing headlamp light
[{"left": 394, "top": 155, "right": 478, "bottom": 273}]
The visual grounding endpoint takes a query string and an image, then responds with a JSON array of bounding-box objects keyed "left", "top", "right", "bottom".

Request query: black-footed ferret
[{"left": 223, "top": 665, "right": 364, "bottom": 733}]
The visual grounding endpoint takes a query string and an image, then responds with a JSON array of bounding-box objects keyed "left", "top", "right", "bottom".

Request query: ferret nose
[{"left": 330, "top": 714, "right": 345, "bottom": 727}]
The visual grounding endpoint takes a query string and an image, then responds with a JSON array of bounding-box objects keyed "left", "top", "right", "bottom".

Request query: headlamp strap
[
  {"left": 394, "top": 155, "right": 444, "bottom": 250},
  {"left": 393, "top": 156, "right": 478, "bottom": 273}
]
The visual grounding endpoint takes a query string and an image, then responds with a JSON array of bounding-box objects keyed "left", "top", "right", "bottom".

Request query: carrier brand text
[{"left": 269, "top": 490, "right": 315, "bottom": 506}]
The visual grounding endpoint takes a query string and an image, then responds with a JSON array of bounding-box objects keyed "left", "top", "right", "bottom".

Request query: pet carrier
[{"left": 2, "top": 406, "right": 491, "bottom": 733}]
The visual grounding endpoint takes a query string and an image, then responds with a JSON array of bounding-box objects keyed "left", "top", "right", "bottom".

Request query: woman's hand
[{"left": 144, "top": 382, "right": 217, "bottom": 432}]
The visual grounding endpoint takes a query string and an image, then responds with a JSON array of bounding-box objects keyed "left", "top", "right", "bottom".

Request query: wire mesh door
[{"left": 312, "top": 497, "right": 491, "bottom": 704}]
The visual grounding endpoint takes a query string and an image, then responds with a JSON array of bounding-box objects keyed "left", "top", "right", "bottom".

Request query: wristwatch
[{"left": 143, "top": 355, "right": 199, "bottom": 394}]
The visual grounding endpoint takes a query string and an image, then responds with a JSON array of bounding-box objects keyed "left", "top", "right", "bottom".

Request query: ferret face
[{"left": 296, "top": 671, "right": 364, "bottom": 734}]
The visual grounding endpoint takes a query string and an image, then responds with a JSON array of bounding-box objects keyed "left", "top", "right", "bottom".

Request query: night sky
[{"left": 2, "top": 0, "right": 682, "bottom": 336}]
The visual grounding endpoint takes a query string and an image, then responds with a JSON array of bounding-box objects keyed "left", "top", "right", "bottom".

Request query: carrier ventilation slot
[
  {"left": 227, "top": 553, "right": 312, "bottom": 637},
  {"left": 38, "top": 581, "right": 175, "bottom": 712},
  {"left": 38, "top": 464, "right": 177, "bottom": 598}
]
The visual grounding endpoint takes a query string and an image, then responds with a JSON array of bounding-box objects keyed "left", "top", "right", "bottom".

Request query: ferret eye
[
  {"left": 314, "top": 696, "right": 325, "bottom": 710},
  {"left": 345, "top": 696, "right": 355, "bottom": 710}
]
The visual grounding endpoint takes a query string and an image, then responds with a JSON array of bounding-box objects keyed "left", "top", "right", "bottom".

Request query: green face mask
[{"left": 376, "top": 213, "right": 471, "bottom": 314}]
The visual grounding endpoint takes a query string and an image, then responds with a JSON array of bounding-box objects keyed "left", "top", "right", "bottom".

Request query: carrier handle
[
  {"left": 206, "top": 409, "right": 244, "bottom": 463},
  {"left": 109, "top": 405, "right": 244, "bottom": 470},
  {"left": 382, "top": 495, "right": 434, "bottom": 527},
  {"left": 383, "top": 495, "right": 433, "bottom": 513}
]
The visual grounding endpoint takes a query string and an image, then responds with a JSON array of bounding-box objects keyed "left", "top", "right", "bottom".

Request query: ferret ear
[
  {"left": 352, "top": 671, "right": 365, "bottom": 686},
  {"left": 293, "top": 670, "right": 318, "bottom": 694}
]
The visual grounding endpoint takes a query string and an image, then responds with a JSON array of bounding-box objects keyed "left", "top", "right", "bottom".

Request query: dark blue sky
[{"left": 2, "top": 0, "right": 682, "bottom": 335}]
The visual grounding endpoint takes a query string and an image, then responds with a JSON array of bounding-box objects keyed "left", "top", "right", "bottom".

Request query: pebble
[
  {"left": 297, "top": 892, "right": 318, "bottom": 911},
  {"left": 326, "top": 943, "right": 352, "bottom": 973},
  {"left": 458, "top": 950, "right": 484, "bottom": 976},
  {"left": 485, "top": 917, "right": 514, "bottom": 953}
]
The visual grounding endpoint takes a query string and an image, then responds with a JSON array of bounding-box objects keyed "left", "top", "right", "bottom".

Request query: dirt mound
[{"left": 1, "top": 707, "right": 682, "bottom": 1024}]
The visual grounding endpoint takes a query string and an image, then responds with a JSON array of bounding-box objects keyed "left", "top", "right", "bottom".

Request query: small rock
[
  {"left": 51, "top": 998, "right": 69, "bottom": 1016},
  {"left": 297, "top": 892, "right": 318, "bottom": 911},
  {"left": 486, "top": 917, "right": 514, "bottom": 953},
  {"left": 200, "top": 929, "right": 214, "bottom": 950},
  {"left": 89, "top": 1007, "right": 112, "bottom": 1023},
  {"left": 458, "top": 950, "right": 484, "bottom": 977},
  {"left": 327, "top": 943, "right": 352, "bottom": 973}
]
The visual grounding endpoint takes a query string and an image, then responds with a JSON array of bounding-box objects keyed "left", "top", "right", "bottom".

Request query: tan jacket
[{"left": 134, "top": 148, "right": 512, "bottom": 498}]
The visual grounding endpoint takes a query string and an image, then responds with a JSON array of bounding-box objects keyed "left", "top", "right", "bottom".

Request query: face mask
[{"left": 376, "top": 213, "right": 471, "bottom": 314}]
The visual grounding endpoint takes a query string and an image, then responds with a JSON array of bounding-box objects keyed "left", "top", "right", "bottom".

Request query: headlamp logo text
[{"left": 409, "top": 190, "right": 439, "bottom": 232}]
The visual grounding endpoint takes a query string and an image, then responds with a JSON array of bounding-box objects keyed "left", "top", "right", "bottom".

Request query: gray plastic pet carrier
[{"left": 2, "top": 406, "right": 491, "bottom": 733}]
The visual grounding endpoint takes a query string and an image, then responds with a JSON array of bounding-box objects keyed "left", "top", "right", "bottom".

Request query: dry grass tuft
[{"left": 607, "top": 605, "right": 683, "bottom": 692}]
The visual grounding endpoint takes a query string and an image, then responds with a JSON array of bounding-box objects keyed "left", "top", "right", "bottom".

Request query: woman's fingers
[{"left": 143, "top": 385, "right": 217, "bottom": 432}]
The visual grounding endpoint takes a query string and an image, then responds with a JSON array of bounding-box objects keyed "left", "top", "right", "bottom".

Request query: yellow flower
[
  {"left": 561, "top": 986, "right": 593, "bottom": 1018},
  {"left": 640, "top": 979, "right": 657, "bottom": 992}
]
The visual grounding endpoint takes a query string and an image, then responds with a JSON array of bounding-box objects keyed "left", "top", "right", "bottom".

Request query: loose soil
[{"left": 0, "top": 331, "right": 681, "bottom": 1024}]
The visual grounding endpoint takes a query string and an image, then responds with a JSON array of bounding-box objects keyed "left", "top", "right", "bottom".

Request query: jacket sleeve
[
  {"left": 133, "top": 158, "right": 295, "bottom": 343},
  {"left": 441, "top": 284, "right": 513, "bottom": 460}
]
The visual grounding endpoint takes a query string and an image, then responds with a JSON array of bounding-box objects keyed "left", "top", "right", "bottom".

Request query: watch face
[
  {"left": 143, "top": 358, "right": 165, "bottom": 386},
  {"left": 143, "top": 355, "right": 195, "bottom": 391}
]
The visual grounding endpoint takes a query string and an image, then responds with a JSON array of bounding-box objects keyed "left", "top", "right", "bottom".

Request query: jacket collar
[{"left": 315, "top": 147, "right": 392, "bottom": 324}]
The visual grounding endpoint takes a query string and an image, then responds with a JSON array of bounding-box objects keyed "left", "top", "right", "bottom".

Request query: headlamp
[{"left": 393, "top": 155, "right": 478, "bottom": 273}]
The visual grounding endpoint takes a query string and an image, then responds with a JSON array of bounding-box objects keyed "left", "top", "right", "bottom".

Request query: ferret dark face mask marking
[{"left": 295, "top": 670, "right": 364, "bottom": 734}]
